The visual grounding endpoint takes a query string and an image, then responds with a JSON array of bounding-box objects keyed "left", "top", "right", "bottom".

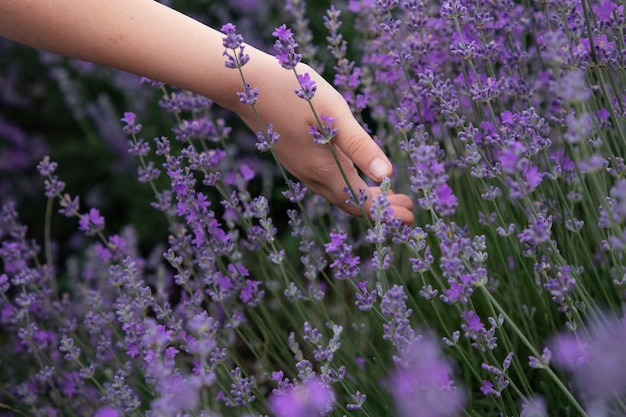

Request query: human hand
[{"left": 232, "top": 60, "right": 415, "bottom": 225}]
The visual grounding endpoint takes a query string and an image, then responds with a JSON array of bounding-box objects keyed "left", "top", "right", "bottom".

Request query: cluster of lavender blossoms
[{"left": 4, "top": 0, "right": 626, "bottom": 416}]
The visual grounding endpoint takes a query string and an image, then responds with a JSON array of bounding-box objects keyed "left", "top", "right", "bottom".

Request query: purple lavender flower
[
  {"left": 460, "top": 310, "right": 501, "bottom": 352},
  {"left": 36, "top": 155, "right": 58, "bottom": 176},
  {"left": 78, "top": 208, "right": 105, "bottom": 236},
  {"left": 94, "top": 407, "right": 121, "bottom": 417},
  {"left": 354, "top": 281, "right": 377, "bottom": 311},
  {"left": 324, "top": 232, "right": 360, "bottom": 280},
  {"left": 518, "top": 211, "right": 552, "bottom": 247},
  {"left": 564, "top": 111, "right": 594, "bottom": 144},
  {"left": 239, "top": 279, "right": 264, "bottom": 306},
  {"left": 282, "top": 180, "right": 308, "bottom": 202},
  {"left": 389, "top": 333, "right": 465, "bottom": 417},
  {"left": 221, "top": 23, "right": 250, "bottom": 68},
  {"left": 380, "top": 285, "right": 416, "bottom": 356},
  {"left": 551, "top": 313, "right": 626, "bottom": 408},
  {"left": 269, "top": 377, "right": 335, "bottom": 417},
  {"left": 127, "top": 137, "right": 150, "bottom": 157},
  {"left": 309, "top": 115, "right": 338, "bottom": 145},
  {"left": 553, "top": 70, "right": 592, "bottom": 103},
  {"left": 432, "top": 183, "right": 458, "bottom": 216},
  {"left": 120, "top": 112, "right": 142, "bottom": 135},
  {"left": 224, "top": 367, "right": 256, "bottom": 407},
  {"left": 272, "top": 24, "right": 302, "bottom": 70},
  {"left": 520, "top": 396, "right": 549, "bottom": 417},
  {"left": 237, "top": 83, "right": 259, "bottom": 106},
  {"left": 480, "top": 380, "right": 499, "bottom": 397},
  {"left": 542, "top": 264, "right": 578, "bottom": 309},
  {"left": 42, "top": 175, "right": 65, "bottom": 198},
  {"left": 221, "top": 23, "right": 244, "bottom": 49},
  {"left": 256, "top": 123, "right": 280, "bottom": 152},
  {"left": 295, "top": 72, "right": 317, "bottom": 100},
  {"left": 440, "top": 0, "right": 468, "bottom": 23},
  {"left": 284, "top": 0, "right": 320, "bottom": 70},
  {"left": 609, "top": 178, "right": 626, "bottom": 221},
  {"left": 150, "top": 374, "right": 202, "bottom": 415}
]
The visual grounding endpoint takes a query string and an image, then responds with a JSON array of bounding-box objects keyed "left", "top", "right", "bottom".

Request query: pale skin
[{"left": 0, "top": 0, "right": 414, "bottom": 224}]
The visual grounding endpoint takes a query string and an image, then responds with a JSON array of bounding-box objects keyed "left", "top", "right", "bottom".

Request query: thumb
[{"left": 334, "top": 117, "right": 393, "bottom": 182}]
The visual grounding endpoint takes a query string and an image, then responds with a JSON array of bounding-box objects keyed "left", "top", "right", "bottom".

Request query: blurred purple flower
[
  {"left": 610, "top": 178, "right": 626, "bottom": 221},
  {"left": 553, "top": 70, "right": 592, "bottom": 103},
  {"left": 36, "top": 156, "right": 58, "bottom": 177},
  {"left": 269, "top": 377, "right": 335, "bottom": 417},
  {"left": 520, "top": 396, "right": 549, "bottom": 417},
  {"left": 480, "top": 380, "right": 498, "bottom": 397},
  {"left": 389, "top": 333, "right": 464, "bottom": 417},
  {"left": 461, "top": 310, "right": 484, "bottom": 333},
  {"left": 564, "top": 112, "right": 594, "bottom": 144},
  {"left": 432, "top": 183, "right": 458, "bottom": 216},
  {"left": 498, "top": 141, "right": 526, "bottom": 175},
  {"left": 120, "top": 112, "right": 141, "bottom": 135},
  {"left": 551, "top": 313, "right": 626, "bottom": 406},
  {"left": 518, "top": 212, "right": 552, "bottom": 247},
  {"left": 78, "top": 208, "right": 105, "bottom": 236},
  {"left": 94, "top": 407, "right": 120, "bottom": 417}
]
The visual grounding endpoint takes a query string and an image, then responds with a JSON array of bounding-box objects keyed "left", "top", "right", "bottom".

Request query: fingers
[
  {"left": 386, "top": 192, "right": 415, "bottom": 225},
  {"left": 299, "top": 121, "right": 415, "bottom": 224},
  {"left": 252, "top": 62, "right": 414, "bottom": 224},
  {"left": 332, "top": 114, "right": 393, "bottom": 182},
  {"left": 370, "top": 187, "right": 415, "bottom": 225},
  {"left": 325, "top": 116, "right": 414, "bottom": 224}
]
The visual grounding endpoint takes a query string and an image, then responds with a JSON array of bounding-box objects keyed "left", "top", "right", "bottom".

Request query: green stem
[{"left": 480, "top": 286, "right": 589, "bottom": 417}]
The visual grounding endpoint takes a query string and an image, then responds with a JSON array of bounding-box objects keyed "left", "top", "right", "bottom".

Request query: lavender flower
[
  {"left": 237, "top": 82, "right": 259, "bottom": 106},
  {"left": 269, "top": 377, "right": 335, "bottom": 417},
  {"left": 120, "top": 112, "right": 142, "bottom": 135},
  {"left": 551, "top": 314, "right": 626, "bottom": 409},
  {"left": 256, "top": 123, "right": 280, "bottom": 152},
  {"left": 282, "top": 179, "right": 308, "bottom": 202},
  {"left": 518, "top": 212, "right": 552, "bottom": 247},
  {"left": 295, "top": 72, "right": 317, "bottom": 100},
  {"left": 272, "top": 24, "right": 302, "bottom": 69},
  {"left": 78, "top": 207, "right": 105, "bottom": 236},
  {"left": 94, "top": 407, "right": 121, "bottom": 417},
  {"left": 221, "top": 23, "right": 250, "bottom": 68},
  {"left": 309, "top": 115, "right": 338, "bottom": 145},
  {"left": 36, "top": 155, "right": 58, "bottom": 176},
  {"left": 389, "top": 333, "right": 465, "bottom": 417},
  {"left": 8, "top": 2, "right": 626, "bottom": 417},
  {"left": 520, "top": 396, "right": 549, "bottom": 417},
  {"left": 324, "top": 232, "right": 360, "bottom": 280}
]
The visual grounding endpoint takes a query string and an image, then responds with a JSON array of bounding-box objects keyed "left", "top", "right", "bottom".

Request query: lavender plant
[{"left": 3, "top": 0, "right": 626, "bottom": 416}]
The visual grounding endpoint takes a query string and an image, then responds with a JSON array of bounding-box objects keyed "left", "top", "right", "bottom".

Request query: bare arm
[
  {"left": 0, "top": 0, "right": 249, "bottom": 110},
  {"left": 0, "top": 0, "right": 414, "bottom": 223}
]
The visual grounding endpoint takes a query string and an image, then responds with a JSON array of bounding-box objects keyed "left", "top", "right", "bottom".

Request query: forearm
[{"left": 0, "top": 0, "right": 277, "bottom": 113}]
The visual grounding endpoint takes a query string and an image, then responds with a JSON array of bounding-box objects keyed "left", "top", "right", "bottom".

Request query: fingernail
[{"left": 369, "top": 157, "right": 390, "bottom": 180}]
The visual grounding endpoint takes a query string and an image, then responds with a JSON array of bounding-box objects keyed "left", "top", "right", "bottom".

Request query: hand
[{"left": 233, "top": 61, "right": 415, "bottom": 225}]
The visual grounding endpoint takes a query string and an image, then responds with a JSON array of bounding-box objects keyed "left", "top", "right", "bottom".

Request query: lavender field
[{"left": 2, "top": 0, "right": 626, "bottom": 416}]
